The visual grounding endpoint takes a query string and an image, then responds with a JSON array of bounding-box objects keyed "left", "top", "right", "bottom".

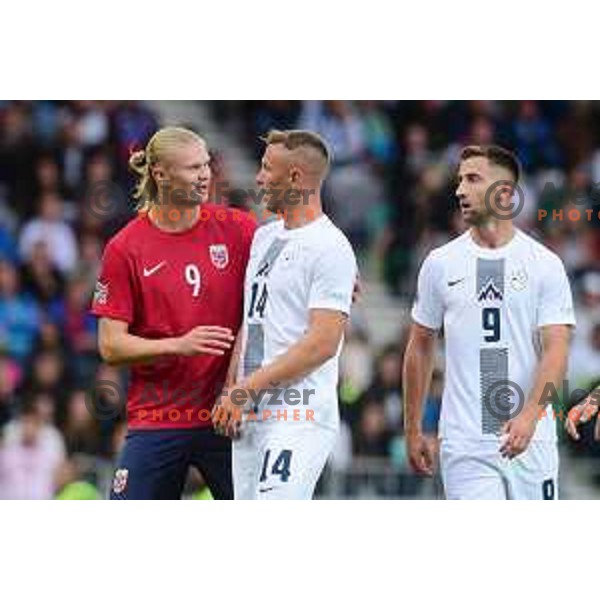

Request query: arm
[
  {"left": 98, "top": 317, "right": 234, "bottom": 367},
  {"left": 243, "top": 308, "right": 347, "bottom": 391},
  {"left": 500, "top": 324, "right": 572, "bottom": 458},
  {"left": 403, "top": 251, "right": 444, "bottom": 475},
  {"left": 501, "top": 253, "right": 575, "bottom": 458},
  {"left": 224, "top": 329, "right": 244, "bottom": 387},
  {"left": 403, "top": 322, "right": 438, "bottom": 475},
  {"left": 527, "top": 325, "right": 572, "bottom": 418},
  {"left": 403, "top": 322, "right": 437, "bottom": 437},
  {"left": 92, "top": 240, "right": 233, "bottom": 367},
  {"left": 213, "top": 309, "right": 347, "bottom": 437}
]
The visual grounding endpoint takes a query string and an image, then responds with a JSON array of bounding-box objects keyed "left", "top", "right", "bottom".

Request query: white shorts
[
  {"left": 440, "top": 439, "right": 559, "bottom": 500},
  {"left": 232, "top": 420, "right": 337, "bottom": 500}
]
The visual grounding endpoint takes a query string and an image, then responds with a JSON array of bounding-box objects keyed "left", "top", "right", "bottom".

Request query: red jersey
[{"left": 90, "top": 204, "right": 256, "bottom": 429}]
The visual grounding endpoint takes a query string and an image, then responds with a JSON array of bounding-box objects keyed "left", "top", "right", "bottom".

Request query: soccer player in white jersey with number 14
[
  {"left": 213, "top": 129, "right": 357, "bottom": 500},
  {"left": 403, "top": 145, "right": 575, "bottom": 500}
]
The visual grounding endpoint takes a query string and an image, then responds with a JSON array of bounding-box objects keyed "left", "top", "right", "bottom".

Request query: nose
[
  {"left": 456, "top": 182, "right": 466, "bottom": 200},
  {"left": 256, "top": 171, "right": 264, "bottom": 187}
]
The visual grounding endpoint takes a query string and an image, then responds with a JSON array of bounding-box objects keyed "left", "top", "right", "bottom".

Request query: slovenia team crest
[
  {"left": 112, "top": 468, "right": 129, "bottom": 494},
  {"left": 209, "top": 244, "right": 229, "bottom": 269}
]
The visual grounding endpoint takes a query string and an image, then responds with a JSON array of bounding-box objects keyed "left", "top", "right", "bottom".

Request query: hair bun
[
  {"left": 128, "top": 149, "right": 148, "bottom": 177},
  {"left": 131, "top": 149, "right": 146, "bottom": 165}
]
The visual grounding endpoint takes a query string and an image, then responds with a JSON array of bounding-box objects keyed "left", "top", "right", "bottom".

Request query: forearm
[
  {"left": 225, "top": 330, "right": 243, "bottom": 386},
  {"left": 243, "top": 334, "right": 336, "bottom": 391},
  {"left": 403, "top": 337, "right": 435, "bottom": 435},
  {"left": 524, "top": 348, "right": 569, "bottom": 419},
  {"left": 101, "top": 331, "right": 179, "bottom": 366}
]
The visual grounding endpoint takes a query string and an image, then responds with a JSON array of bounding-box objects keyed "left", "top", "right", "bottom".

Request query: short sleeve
[
  {"left": 537, "top": 254, "right": 576, "bottom": 328},
  {"left": 411, "top": 252, "right": 444, "bottom": 331},
  {"left": 89, "top": 240, "right": 135, "bottom": 324},
  {"left": 308, "top": 240, "right": 357, "bottom": 315}
]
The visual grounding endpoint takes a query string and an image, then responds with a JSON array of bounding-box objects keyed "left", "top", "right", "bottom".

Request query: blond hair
[{"left": 129, "top": 126, "right": 206, "bottom": 211}]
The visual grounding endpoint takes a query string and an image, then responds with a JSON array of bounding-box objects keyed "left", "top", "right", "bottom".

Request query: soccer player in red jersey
[{"left": 90, "top": 127, "right": 256, "bottom": 499}]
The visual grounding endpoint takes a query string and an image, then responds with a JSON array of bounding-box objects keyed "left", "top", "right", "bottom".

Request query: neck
[
  {"left": 148, "top": 203, "right": 200, "bottom": 233},
  {"left": 283, "top": 195, "right": 323, "bottom": 230},
  {"left": 470, "top": 219, "right": 515, "bottom": 249}
]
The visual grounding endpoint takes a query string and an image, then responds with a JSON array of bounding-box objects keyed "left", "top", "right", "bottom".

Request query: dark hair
[{"left": 460, "top": 145, "right": 521, "bottom": 183}]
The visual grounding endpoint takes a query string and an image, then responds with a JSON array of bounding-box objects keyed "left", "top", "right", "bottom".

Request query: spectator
[
  {"left": 74, "top": 232, "right": 103, "bottom": 291},
  {"left": 0, "top": 401, "right": 66, "bottom": 499},
  {"left": 56, "top": 111, "right": 85, "bottom": 195},
  {"left": 49, "top": 275, "right": 96, "bottom": 355},
  {"left": 20, "top": 240, "right": 65, "bottom": 307},
  {"left": 0, "top": 260, "right": 40, "bottom": 362},
  {"left": 73, "top": 101, "right": 109, "bottom": 148},
  {"left": 511, "top": 100, "right": 562, "bottom": 172},
  {"left": 18, "top": 191, "right": 78, "bottom": 275}
]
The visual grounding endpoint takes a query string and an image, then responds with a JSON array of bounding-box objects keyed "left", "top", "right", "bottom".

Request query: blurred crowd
[{"left": 1, "top": 100, "right": 600, "bottom": 499}]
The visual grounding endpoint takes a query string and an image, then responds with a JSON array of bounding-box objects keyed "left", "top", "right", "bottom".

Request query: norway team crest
[
  {"left": 209, "top": 244, "right": 229, "bottom": 270},
  {"left": 112, "top": 468, "right": 129, "bottom": 494}
]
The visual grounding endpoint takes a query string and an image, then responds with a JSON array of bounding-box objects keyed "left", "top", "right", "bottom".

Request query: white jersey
[
  {"left": 238, "top": 214, "right": 357, "bottom": 432},
  {"left": 412, "top": 228, "right": 575, "bottom": 444}
]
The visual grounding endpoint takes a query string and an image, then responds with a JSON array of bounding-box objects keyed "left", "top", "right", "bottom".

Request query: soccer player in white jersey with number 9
[
  {"left": 403, "top": 145, "right": 575, "bottom": 500},
  {"left": 213, "top": 130, "right": 357, "bottom": 500}
]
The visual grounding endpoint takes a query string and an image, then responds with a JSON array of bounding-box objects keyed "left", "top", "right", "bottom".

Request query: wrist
[
  {"left": 523, "top": 401, "right": 544, "bottom": 421},
  {"left": 161, "top": 337, "right": 181, "bottom": 356},
  {"left": 406, "top": 425, "right": 423, "bottom": 439}
]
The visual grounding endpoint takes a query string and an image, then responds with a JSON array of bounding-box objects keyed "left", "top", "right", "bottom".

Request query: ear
[
  {"left": 497, "top": 182, "right": 514, "bottom": 205},
  {"left": 151, "top": 165, "right": 165, "bottom": 181},
  {"left": 289, "top": 164, "right": 302, "bottom": 186}
]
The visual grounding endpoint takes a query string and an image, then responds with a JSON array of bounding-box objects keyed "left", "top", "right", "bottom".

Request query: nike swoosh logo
[
  {"left": 448, "top": 277, "right": 465, "bottom": 287},
  {"left": 143, "top": 261, "right": 166, "bottom": 277},
  {"left": 258, "top": 487, "right": 274, "bottom": 493}
]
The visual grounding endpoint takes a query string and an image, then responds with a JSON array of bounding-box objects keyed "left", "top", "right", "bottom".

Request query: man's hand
[
  {"left": 406, "top": 431, "right": 436, "bottom": 476},
  {"left": 500, "top": 408, "right": 538, "bottom": 459},
  {"left": 565, "top": 393, "right": 600, "bottom": 441},
  {"left": 175, "top": 326, "right": 234, "bottom": 357},
  {"left": 211, "top": 385, "right": 249, "bottom": 438}
]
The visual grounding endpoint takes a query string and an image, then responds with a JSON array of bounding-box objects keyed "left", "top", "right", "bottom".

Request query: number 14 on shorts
[{"left": 260, "top": 449, "right": 293, "bottom": 486}]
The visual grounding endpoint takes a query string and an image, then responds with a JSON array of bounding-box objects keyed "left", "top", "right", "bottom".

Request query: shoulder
[
  {"left": 516, "top": 230, "right": 565, "bottom": 269},
  {"left": 311, "top": 216, "right": 356, "bottom": 256},
  {"left": 307, "top": 219, "right": 357, "bottom": 279},
  {"left": 251, "top": 217, "right": 283, "bottom": 246}
]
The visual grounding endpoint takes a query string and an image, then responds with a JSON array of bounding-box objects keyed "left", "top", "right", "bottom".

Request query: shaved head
[{"left": 261, "top": 129, "right": 331, "bottom": 181}]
